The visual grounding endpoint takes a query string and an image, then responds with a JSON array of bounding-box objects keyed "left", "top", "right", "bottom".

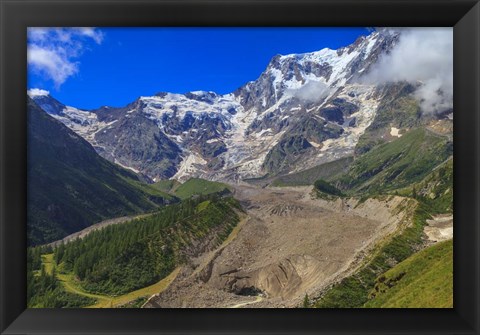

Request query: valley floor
[
  {"left": 35, "top": 183, "right": 451, "bottom": 309},
  {"left": 145, "top": 185, "right": 415, "bottom": 308}
]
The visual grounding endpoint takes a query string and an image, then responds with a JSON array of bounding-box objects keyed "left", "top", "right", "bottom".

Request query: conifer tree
[{"left": 303, "top": 293, "right": 310, "bottom": 308}]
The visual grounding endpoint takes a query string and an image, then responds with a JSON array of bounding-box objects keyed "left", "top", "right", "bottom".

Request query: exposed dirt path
[
  {"left": 227, "top": 296, "right": 264, "bottom": 308},
  {"left": 41, "top": 254, "right": 111, "bottom": 304},
  {"left": 41, "top": 254, "right": 180, "bottom": 308},
  {"left": 147, "top": 185, "right": 415, "bottom": 308},
  {"left": 91, "top": 267, "right": 181, "bottom": 308},
  {"left": 60, "top": 273, "right": 111, "bottom": 304}
]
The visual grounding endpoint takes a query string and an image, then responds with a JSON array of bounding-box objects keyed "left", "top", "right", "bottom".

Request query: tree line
[
  {"left": 27, "top": 247, "right": 95, "bottom": 308},
  {"left": 51, "top": 195, "right": 241, "bottom": 296}
]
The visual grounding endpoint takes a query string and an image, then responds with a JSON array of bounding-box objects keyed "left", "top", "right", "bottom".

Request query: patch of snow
[
  {"left": 206, "top": 138, "right": 220, "bottom": 144},
  {"left": 315, "top": 84, "right": 379, "bottom": 160},
  {"left": 43, "top": 32, "right": 388, "bottom": 183},
  {"left": 269, "top": 68, "right": 283, "bottom": 101},
  {"left": 138, "top": 92, "right": 241, "bottom": 132},
  {"left": 50, "top": 106, "right": 118, "bottom": 146},
  {"left": 166, "top": 134, "right": 183, "bottom": 144},
  {"left": 363, "top": 33, "right": 378, "bottom": 58},
  {"left": 172, "top": 152, "right": 208, "bottom": 181},
  {"left": 390, "top": 127, "right": 402, "bottom": 137},
  {"left": 424, "top": 215, "right": 453, "bottom": 243},
  {"left": 236, "top": 154, "right": 269, "bottom": 177},
  {"left": 255, "top": 128, "right": 272, "bottom": 137},
  {"left": 114, "top": 159, "right": 140, "bottom": 174}
]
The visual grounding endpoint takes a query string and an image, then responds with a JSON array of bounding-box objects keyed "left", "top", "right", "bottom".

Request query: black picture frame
[{"left": 1, "top": 0, "right": 479, "bottom": 334}]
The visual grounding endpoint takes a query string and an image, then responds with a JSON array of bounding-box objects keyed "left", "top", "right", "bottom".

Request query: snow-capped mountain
[{"left": 29, "top": 29, "right": 438, "bottom": 183}]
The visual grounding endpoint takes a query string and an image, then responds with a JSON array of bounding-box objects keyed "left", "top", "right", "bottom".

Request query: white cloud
[
  {"left": 76, "top": 27, "right": 104, "bottom": 44},
  {"left": 362, "top": 28, "right": 453, "bottom": 114},
  {"left": 27, "top": 28, "right": 50, "bottom": 43},
  {"left": 28, "top": 45, "right": 78, "bottom": 87},
  {"left": 27, "top": 27, "right": 104, "bottom": 88},
  {"left": 27, "top": 88, "right": 50, "bottom": 98},
  {"left": 286, "top": 80, "right": 330, "bottom": 103}
]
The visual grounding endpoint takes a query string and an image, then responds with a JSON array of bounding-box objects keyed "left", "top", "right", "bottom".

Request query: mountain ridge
[
  {"left": 28, "top": 29, "right": 450, "bottom": 184},
  {"left": 27, "top": 97, "right": 175, "bottom": 245}
]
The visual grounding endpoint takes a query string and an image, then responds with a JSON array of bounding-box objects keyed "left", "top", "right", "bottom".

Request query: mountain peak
[
  {"left": 28, "top": 29, "right": 425, "bottom": 183},
  {"left": 27, "top": 90, "right": 67, "bottom": 116}
]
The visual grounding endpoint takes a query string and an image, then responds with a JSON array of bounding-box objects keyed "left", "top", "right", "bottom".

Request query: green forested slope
[
  {"left": 27, "top": 247, "right": 95, "bottom": 308},
  {"left": 336, "top": 128, "right": 452, "bottom": 194},
  {"left": 53, "top": 196, "right": 241, "bottom": 295}
]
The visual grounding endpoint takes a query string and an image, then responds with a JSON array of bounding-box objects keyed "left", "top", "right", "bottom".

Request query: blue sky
[{"left": 28, "top": 27, "right": 370, "bottom": 110}]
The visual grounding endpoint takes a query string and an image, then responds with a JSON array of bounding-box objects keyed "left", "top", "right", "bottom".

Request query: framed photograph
[{"left": 1, "top": 0, "right": 479, "bottom": 334}]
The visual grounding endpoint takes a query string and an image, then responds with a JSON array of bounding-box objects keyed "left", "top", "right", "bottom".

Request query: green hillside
[
  {"left": 355, "top": 82, "right": 422, "bottom": 155},
  {"left": 337, "top": 128, "right": 452, "bottom": 195},
  {"left": 27, "top": 246, "right": 96, "bottom": 308},
  {"left": 365, "top": 239, "right": 453, "bottom": 308},
  {"left": 396, "top": 157, "right": 453, "bottom": 214},
  {"left": 313, "top": 179, "right": 344, "bottom": 199},
  {"left": 51, "top": 196, "right": 242, "bottom": 297},
  {"left": 173, "top": 178, "right": 231, "bottom": 200},
  {"left": 152, "top": 179, "right": 182, "bottom": 194},
  {"left": 27, "top": 98, "right": 174, "bottom": 245},
  {"left": 271, "top": 156, "right": 353, "bottom": 187}
]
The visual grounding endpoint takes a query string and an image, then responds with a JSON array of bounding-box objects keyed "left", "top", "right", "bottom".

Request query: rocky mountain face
[
  {"left": 28, "top": 29, "right": 450, "bottom": 183},
  {"left": 27, "top": 97, "right": 173, "bottom": 245}
]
